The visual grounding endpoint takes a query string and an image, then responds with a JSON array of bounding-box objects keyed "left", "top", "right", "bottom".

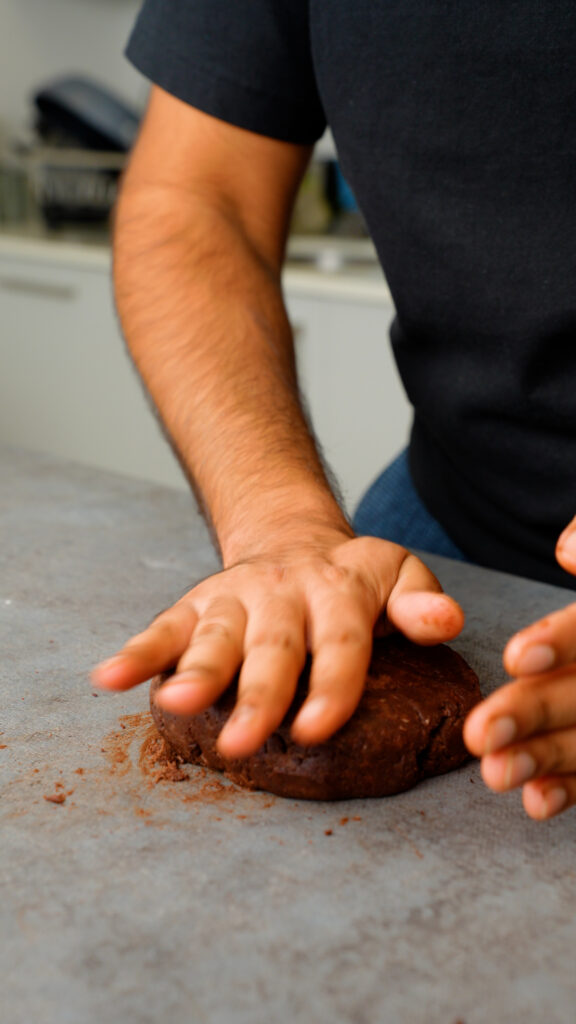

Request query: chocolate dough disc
[{"left": 150, "top": 635, "right": 481, "bottom": 801}]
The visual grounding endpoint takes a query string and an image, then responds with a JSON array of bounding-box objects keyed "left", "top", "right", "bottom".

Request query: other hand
[{"left": 464, "top": 518, "right": 576, "bottom": 820}]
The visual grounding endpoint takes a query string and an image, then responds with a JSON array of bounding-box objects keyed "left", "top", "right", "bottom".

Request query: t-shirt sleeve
[{"left": 126, "top": 0, "right": 326, "bottom": 144}]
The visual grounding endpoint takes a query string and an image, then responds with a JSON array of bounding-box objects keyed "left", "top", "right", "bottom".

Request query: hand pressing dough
[{"left": 150, "top": 635, "right": 481, "bottom": 801}]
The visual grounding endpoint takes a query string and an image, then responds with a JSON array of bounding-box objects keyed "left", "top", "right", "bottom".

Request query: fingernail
[
  {"left": 295, "top": 697, "right": 329, "bottom": 730},
  {"left": 486, "top": 715, "right": 517, "bottom": 753},
  {"left": 543, "top": 787, "right": 567, "bottom": 818},
  {"left": 157, "top": 679, "right": 201, "bottom": 710},
  {"left": 515, "top": 644, "right": 555, "bottom": 675},
  {"left": 506, "top": 751, "right": 537, "bottom": 788}
]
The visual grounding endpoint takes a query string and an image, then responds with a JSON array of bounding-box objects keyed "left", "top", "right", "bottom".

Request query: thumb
[
  {"left": 385, "top": 553, "right": 465, "bottom": 645},
  {"left": 556, "top": 516, "right": 576, "bottom": 575}
]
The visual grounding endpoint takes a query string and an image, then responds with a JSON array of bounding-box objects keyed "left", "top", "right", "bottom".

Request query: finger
[
  {"left": 464, "top": 669, "right": 576, "bottom": 757},
  {"left": 91, "top": 600, "right": 198, "bottom": 691},
  {"left": 155, "top": 597, "right": 246, "bottom": 715},
  {"left": 386, "top": 554, "right": 465, "bottom": 644},
  {"left": 479, "top": 726, "right": 576, "bottom": 792},
  {"left": 522, "top": 776, "right": 575, "bottom": 820},
  {"left": 556, "top": 515, "right": 576, "bottom": 574},
  {"left": 504, "top": 603, "right": 576, "bottom": 677},
  {"left": 217, "top": 596, "right": 307, "bottom": 759},
  {"left": 290, "top": 590, "right": 373, "bottom": 746}
]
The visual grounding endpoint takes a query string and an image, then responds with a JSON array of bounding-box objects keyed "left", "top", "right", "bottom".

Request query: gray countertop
[{"left": 2, "top": 446, "right": 576, "bottom": 1024}]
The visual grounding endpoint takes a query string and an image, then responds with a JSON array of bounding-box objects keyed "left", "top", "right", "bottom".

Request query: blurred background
[
  {"left": 0, "top": 0, "right": 143, "bottom": 131},
  {"left": 0, "top": 0, "right": 144, "bottom": 227},
  {"left": 0, "top": 0, "right": 410, "bottom": 515}
]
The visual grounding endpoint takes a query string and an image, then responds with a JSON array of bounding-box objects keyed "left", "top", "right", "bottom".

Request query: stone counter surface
[{"left": 2, "top": 446, "right": 576, "bottom": 1024}]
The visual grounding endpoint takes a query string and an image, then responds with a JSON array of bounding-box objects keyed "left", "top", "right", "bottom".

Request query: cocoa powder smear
[{"left": 99, "top": 712, "right": 245, "bottom": 809}]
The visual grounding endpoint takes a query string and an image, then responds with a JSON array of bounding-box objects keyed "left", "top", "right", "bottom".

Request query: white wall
[{"left": 0, "top": 0, "right": 147, "bottom": 138}]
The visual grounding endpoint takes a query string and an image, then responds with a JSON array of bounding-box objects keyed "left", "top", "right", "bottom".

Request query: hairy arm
[
  {"left": 93, "top": 86, "right": 463, "bottom": 757},
  {"left": 114, "top": 86, "right": 349, "bottom": 562}
]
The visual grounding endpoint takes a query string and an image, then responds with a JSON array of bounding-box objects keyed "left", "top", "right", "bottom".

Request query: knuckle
[
  {"left": 531, "top": 690, "right": 554, "bottom": 733},
  {"left": 322, "top": 563, "right": 349, "bottom": 586},
  {"left": 250, "top": 630, "right": 300, "bottom": 653},
  {"left": 177, "top": 658, "right": 222, "bottom": 680},
  {"left": 268, "top": 565, "right": 287, "bottom": 585},
  {"left": 545, "top": 734, "right": 568, "bottom": 773},
  {"left": 257, "top": 564, "right": 288, "bottom": 587},
  {"left": 194, "top": 620, "right": 235, "bottom": 645},
  {"left": 324, "top": 627, "right": 368, "bottom": 648},
  {"left": 238, "top": 683, "right": 269, "bottom": 705},
  {"left": 317, "top": 565, "right": 377, "bottom": 614},
  {"left": 322, "top": 563, "right": 359, "bottom": 589},
  {"left": 203, "top": 595, "right": 241, "bottom": 617}
]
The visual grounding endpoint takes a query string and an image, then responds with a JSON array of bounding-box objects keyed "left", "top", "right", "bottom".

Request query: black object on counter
[
  {"left": 28, "top": 75, "right": 140, "bottom": 226},
  {"left": 34, "top": 75, "right": 140, "bottom": 152}
]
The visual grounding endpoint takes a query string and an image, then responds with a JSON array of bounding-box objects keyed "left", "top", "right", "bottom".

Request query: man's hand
[
  {"left": 92, "top": 533, "right": 464, "bottom": 758},
  {"left": 464, "top": 518, "right": 576, "bottom": 820}
]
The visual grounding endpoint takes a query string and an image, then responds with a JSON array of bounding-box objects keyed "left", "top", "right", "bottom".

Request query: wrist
[{"left": 217, "top": 486, "right": 354, "bottom": 566}]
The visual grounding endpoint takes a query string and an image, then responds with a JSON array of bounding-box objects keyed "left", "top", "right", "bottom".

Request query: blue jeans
[{"left": 352, "top": 449, "right": 468, "bottom": 561}]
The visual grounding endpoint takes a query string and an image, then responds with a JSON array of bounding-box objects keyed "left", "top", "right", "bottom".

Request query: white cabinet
[
  {"left": 286, "top": 287, "right": 411, "bottom": 513},
  {"left": 0, "top": 248, "right": 188, "bottom": 489},
  {"left": 0, "top": 239, "right": 412, "bottom": 512}
]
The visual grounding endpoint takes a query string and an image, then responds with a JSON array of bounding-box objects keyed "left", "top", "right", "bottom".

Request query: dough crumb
[{"left": 44, "top": 792, "right": 66, "bottom": 804}]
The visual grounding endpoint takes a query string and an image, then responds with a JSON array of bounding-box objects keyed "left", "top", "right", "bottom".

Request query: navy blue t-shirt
[{"left": 127, "top": 1, "right": 576, "bottom": 589}]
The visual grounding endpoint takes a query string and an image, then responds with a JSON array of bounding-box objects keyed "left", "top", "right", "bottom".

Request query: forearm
[{"left": 114, "top": 183, "right": 351, "bottom": 563}]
